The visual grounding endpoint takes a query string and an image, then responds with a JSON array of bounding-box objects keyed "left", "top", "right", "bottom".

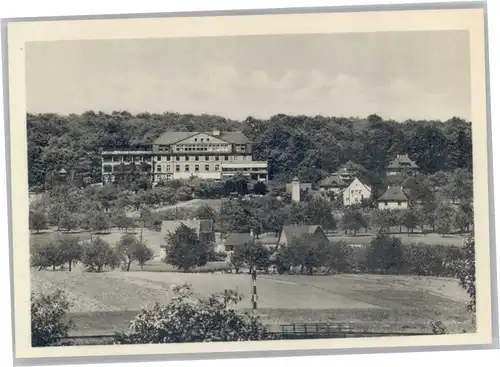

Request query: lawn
[{"left": 31, "top": 269, "right": 474, "bottom": 336}]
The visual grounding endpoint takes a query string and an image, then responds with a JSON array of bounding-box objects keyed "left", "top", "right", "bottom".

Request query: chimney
[{"left": 212, "top": 130, "right": 220, "bottom": 136}]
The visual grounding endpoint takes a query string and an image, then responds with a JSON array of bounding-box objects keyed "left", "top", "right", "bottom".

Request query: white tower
[{"left": 291, "top": 176, "right": 301, "bottom": 203}]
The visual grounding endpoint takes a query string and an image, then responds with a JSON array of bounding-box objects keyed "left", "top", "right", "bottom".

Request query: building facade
[
  {"left": 277, "top": 225, "right": 328, "bottom": 248},
  {"left": 343, "top": 177, "right": 372, "bottom": 207},
  {"left": 386, "top": 154, "right": 419, "bottom": 176},
  {"left": 318, "top": 174, "right": 349, "bottom": 194},
  {"left": 377, "top": 186, "right": 410, "bottom": 210},
  {"left": 101, "top": 130, "right": 268, "bottom": 183}
]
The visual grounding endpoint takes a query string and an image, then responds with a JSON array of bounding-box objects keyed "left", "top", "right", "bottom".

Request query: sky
[{"left": 25, "top": 30, "right": 471, "bottom": 121}]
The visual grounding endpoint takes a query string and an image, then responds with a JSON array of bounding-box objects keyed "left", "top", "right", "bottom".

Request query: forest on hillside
[{"left": 27, "top": 111, "right": 472, "bottom": 192}]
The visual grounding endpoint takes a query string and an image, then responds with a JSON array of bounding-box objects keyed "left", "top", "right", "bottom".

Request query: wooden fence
[
  {"left": 277, "top": 323, "right": 432, "bottom": 339},
  {"left": 60, "top": 322, "right": 432, "bottom": 345}
]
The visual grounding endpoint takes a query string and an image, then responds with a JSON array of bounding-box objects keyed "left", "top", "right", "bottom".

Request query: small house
[
  {"left": 318, "top": 174, "right": 349, "bottom": 194},
  {"left": 277, "top": 225, "right": 329, "bottom": 248},
  {"left": 386, "top": 154, "right": 419, "bottom": 176},
  {"left": 334, "top": 161, "right": 358, "bottom": 181},
  {"left": 224, "top": 232, "right": 255, "bottom": 252},
  {"left": 343, "top": 177, "right": 372, "bottom": 207},
  {"left": 377, "top": 186, "right": 410, "bottom": 210}
]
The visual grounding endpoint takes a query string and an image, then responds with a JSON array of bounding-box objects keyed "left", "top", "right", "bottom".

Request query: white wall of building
[
  {"left": 343, "top": 178, "right": 371, "bottom": 206},
  {"left": 378, "top": 201, "right": 408, "bottom": 210}
]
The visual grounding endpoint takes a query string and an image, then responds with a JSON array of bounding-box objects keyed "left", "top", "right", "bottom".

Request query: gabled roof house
[
  {"left": 386, "top": 154, "right": 419, "bottom": 176},
  {"left": 277, "top": 225, "right": 329, "bottom": 248},
  {"left": 377, "top": 186, "right": 410, "bottom": 210}
]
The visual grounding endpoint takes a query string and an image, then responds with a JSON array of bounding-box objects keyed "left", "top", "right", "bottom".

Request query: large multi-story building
[{"left": 101, "top": 130, "right": 268, "bottom": 183}]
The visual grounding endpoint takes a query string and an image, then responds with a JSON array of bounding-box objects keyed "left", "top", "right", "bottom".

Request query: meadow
[{"left": 31, "top": 267, "right": 474, "bottom": 336}]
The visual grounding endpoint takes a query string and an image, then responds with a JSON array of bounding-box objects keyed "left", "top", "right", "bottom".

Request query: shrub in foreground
[
  {"left": 115, "top": 285, "right": 269, "bottom": 344},
  {"left": 31, "top": 290, "right": 74, "bottom": 347}
]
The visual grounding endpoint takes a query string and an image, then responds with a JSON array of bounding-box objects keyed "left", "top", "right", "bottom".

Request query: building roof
[
  {"left": 224, "top": 232, "right": 254, "bottom": 247},
  {"left": 153, "top": 131, "right": 251, "bottom": 145},
  {"left": 386, "top": 154, "right": 419, "bottom": 170},
  {"left": 377, "top": 186, "right": 409, "bottom": 202},
  {"left": 319, "top": 174, "right": 348, "bottom": 188},
  {"left": 337, "top": 160, "right": 358, "bottom": 172},
  {"left": 281, "top": 225, "right": 324, "bottom": 242},
  {"left": 346, "top": 177, "right": 372, "bottom": 193}
]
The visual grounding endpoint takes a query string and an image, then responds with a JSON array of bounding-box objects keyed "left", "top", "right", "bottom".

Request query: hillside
[{"left": 27, "top": 111, "right": 472, "bottom": 191}]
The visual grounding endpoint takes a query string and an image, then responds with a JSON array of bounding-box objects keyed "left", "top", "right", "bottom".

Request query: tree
[
  {"left": 435, "top": 205, "right": 455, "bottom": 236},
  {"left": 366, "top": 234, "right": 404, "bottom": 274},
  {"left": 135, "top": 242, "right": 155, "bottom": 271},
  {"left": 372, "top": 209, "right": 395, "bottom": 233},
  {"left": 29, "top": 209, "right": 48, "bottom": 234},
  {"left": 280, "top": 233, "right": 328, "bottom": 275},
  {"left": 321, "top": 241, "right": 350, "bottom": 274},
  {"left": 454, "top": 206, "right": 471, "bottom": 234},
  {"left": 194, "top": 205, "right": 216, "bottom": 221},
  {"left": 47, "top": 203, "right": 65, "bottom": 230},
  {"left": 217, "top": 200, "right": 261, "bottom": 238},
  {"left": 31, "top": 290, "right": 74, "bottom": 347},
  {"left": 82, "top": 237, "right": 120, "bottom": 272},
  {"left": 111, "top": 209, "right": 135, "bottom": 232},
  {"left": 164, "top": 224, "right": 212, "bottom": 271},
  {"left": 175, "top": 186, "right": 194, "bottom": 202},
  {"left": 58, "top": 212, "right": 79, "bottom": 232},
  {"left": 115, "top": 284, "right": 269, "bottom": 344},
  {"left": 223, "top": 174, "right": 249, "bottom": 196},
  {"left": 341, "top": 209, "right": 367, "bottom": 236},
  {"left": 253, "top": 181, "right": 268, "bottom": 195},
  {"left": 447, "top": 236, "right": 476, "bottom": 313},
  {"left": 300, "top": 197, "right": 337, "bottom": 231},
  {"left": 116, "top": 233, "right": 140, "bottom": 272},
  {"left": 30, "top": 241, "right": 62, "bottom": 271},
  {"left": 402, "top": 209, "right": 419, "bottom": 235},
  {"left": 231, "top": 241, "right": 270, "bottom": 273},
  {"left": 56, "top": 234, "right": 82, "bottom": 272},
  {"left": 88, "top": 210, "right": 111, "bottom": 234},
  {"left": 444, "top": 168, "right": 473, "bottom": 204}
]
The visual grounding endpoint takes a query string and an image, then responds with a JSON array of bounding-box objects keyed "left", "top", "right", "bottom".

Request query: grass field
[{"left": 31, "top": 268, "right": 474, "bottom": 336}]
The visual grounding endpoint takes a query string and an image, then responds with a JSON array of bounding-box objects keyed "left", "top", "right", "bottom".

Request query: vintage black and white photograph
[{"left": 5, "top": 4, "right": 494, "bottom": 361}]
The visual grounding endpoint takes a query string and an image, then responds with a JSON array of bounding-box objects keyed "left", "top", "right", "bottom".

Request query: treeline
[
  {"left": 31, "top": 232, "right": 155, "bottom": 273},
  {"left": 27, "top": 111, "right": 472, "bottom": 189},
  {"left": 274, "top": 234, "right": 465, "bottom": 277}
]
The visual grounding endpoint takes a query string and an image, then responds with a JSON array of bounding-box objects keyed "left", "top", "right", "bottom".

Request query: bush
[
  {"left": 114, "top": 285, "right": 269, "bottom": 344},
  {"left": 31, "top": 290, "right": 74, "bottom": 347},
  {"left": 209, "top": 251, "right": 228, "bottom": 262}
]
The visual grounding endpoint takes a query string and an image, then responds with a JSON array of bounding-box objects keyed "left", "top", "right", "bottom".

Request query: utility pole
[{"left": 251, "top": 268, "right": 258, "bottom": 316}]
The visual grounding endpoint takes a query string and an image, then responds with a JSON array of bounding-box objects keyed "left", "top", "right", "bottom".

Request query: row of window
[
  {"left": 103, "top": 156, "right": 152, "bottom": 163},
  {"left": 155, "top": 155, "right": 249, "bottom": 162},
  {"left": 221, "top": 167, "right": 267, "bottom": 172},
  {"left": 156, "top": 164, "right": 220, "bottom": 173},
  {"left": 103, "top": 165, "right": 149, "bottom": 173},
  {"left": 175, "top": 143, "right": 232, "bottom": 151}
]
